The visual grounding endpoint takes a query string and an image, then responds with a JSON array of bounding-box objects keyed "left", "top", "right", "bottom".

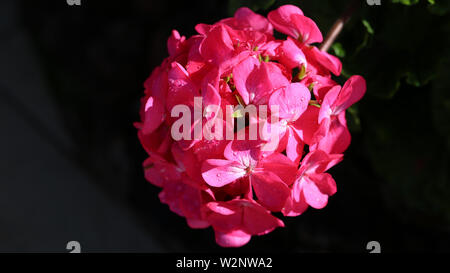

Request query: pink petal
[
  {"left": 309, "top": 172, "right": 337, "bottom": 196},
  {"left": 315, "top": 115, "right": 351, "bottom": 154},
  {"left": 167, "top": 29, "right": 185, "bottom": 56},
  {"left": 247, "top": 62, "right": 290, "bottom": 105},
  {"left": 137, "top": 125, "right": 172, "bottom": 155},
  {"left": 269, "top": 82, "right": 310, "bottom": 121},
  {"left": 142, "top": 96, "right": 165, "bottom": 135},
  {"left": 158, "top": 179, "right": 187, "bottom": 217},
  {"left": 277, "top": 37, "right": 307, "bottom": 69},
  {"left": 301, "top": 177, "right": 329, "bottom": 209},
  {"left": 267, "top": 5, "right": 304, "bottom": 38},
  {"left": 143, "top": 155, "right": 181, "bottom": 187},
  {"left": 299, "top": 149, "right": 344, "bottom": 175},
  {"left": 318, "top": 85, "right": 341, "bottom": 124},
  {"left": 233, "top": 7, "right": 273, "bottom": 34},
  {"left": 178, "top": 184, "right": 206, "bottom": 222},
  {"left": 232, "top": 56, "right": 259, "bottom": 105},
  {"left": 202, "top": 83, "right": 221, "bottom": 119},
  {"left": 267, "top": 121, "right": 288, "bottom": 153},
  {"left": 205, "top": 200, "right": 284, "bottom": 240},
  {"left": 307, "top": 47, "right": 342, "bottom": 76},
  {"left": 292, "top": 105, "right": 320, "bottom": 145},
  {"left": 242, "top": 201, "right": 285, "bottom": 235},
  {"left": 260, "top": 40, "right": 281, "bottom": 57},
  {"left": 143, "top": 66, "right": 168, "bottom": 103},
  {"left": 167, "top": 62, "right": 197, "bottom": 111},
  {"left": 282, "top": 192, "right": 309, "bottom": 217},
  {"left": 187, "top": 218, "right": 210, "bottom": 229},
  {"left": 307, "top": 75, "right": 337, "bottom": 103},
  {"left": 201, "top": 159, "right": 246, "bottom": 187},
  {"left": 204, "top": 201, "right": 241, "bottom": 232},
  {"left": 206, "top": 201, "right": 238, "bottom": 216},
  {"left": 259, "top": 152, "right": 297, "bottom": 185},
  {"left": 251, "top": 171, "right": 290, "bottom": 212},
  {"left": 291, "top": 14, "right": 323, "bottom": 44},
  {"left": 199, "top": 24, "right": 234, "bottom": 67},
  {"left": 186, "top": 36, "right": 208, "bottom": 77},
  {"left": 195, "top": 23, "right": 212, "bottom": 35},
  {"left": 224, "top": 139, "right": 262, "bottom": 168},
  {"left": 333, "top": 75, "right": 367, "bottom": 115},
  {"left": 215, "top": 229, "right": 251, "bottom": 248},
  {"left": 285, "top": 127, "right": 304, "bottom": 165},
  {"left": 171, "top": 143, "right": 203, "bottom": 184},
  {"left": 221, "top": 177, "right": 251, "bottom": 198},
  {"left": 192, "top": 138, "right": 228, "bottom": 162}
]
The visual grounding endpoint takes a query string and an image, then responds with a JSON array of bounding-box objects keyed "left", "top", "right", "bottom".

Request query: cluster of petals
[{"left": 136, "top": 5, "right": 366, "bottom": 247}]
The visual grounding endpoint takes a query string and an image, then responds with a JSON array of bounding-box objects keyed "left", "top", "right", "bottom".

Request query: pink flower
[
  {"left": 311, "top": 75, "right": 366, "bottom": 154},
  {"left": 201, "top": 139, "right": 296, "bottom": 212},
  {"left": 136, "top": 4, "right": 366, "bottom": 247},
  {"left": 283, "top": 150, "right": 343, "bottom": 216}
]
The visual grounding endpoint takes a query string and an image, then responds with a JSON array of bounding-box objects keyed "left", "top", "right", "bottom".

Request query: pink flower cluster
[{"left": 136, "top": 5, "right": 366, "bottom": 247}]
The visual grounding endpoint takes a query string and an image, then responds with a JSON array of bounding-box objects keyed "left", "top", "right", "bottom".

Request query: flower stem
[{"left": 319, "top": 0, "right": 360, "bottom": 52}]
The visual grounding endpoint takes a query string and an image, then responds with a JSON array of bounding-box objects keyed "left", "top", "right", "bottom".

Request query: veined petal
[{"left": 202, "top": 159, "right": 246, "bottom": 187}]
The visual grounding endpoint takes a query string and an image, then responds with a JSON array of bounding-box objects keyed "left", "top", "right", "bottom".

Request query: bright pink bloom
[
  {"left": 311, "top": 75, "right": 366, "bottom": 154},
  {"left": 283, "top": 150, "right": 343, "bottom": 216},
  {"left": 136, "top": 5, "right": 366, "bottom": 247},
  {"left": 202, "top": 140, "right": 296, "bottom": 212}
]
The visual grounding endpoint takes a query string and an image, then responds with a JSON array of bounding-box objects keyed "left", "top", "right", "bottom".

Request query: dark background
[{"left": 0, "top": 0, "right": 449, "bottom": 252}]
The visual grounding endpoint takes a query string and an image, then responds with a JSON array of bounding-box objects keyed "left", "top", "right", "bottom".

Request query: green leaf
[
  {"left": 391, "top": 0, "right": 420, "bottom": 5},
  {"left": 331, "top": 42, "right": 346, "bottom": 58},
  {"left": 362, "top": 20, "right": 374, "bottom": 35},
  {"left": 428, "top": 0, "right": 450, "bottom": 15}
]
